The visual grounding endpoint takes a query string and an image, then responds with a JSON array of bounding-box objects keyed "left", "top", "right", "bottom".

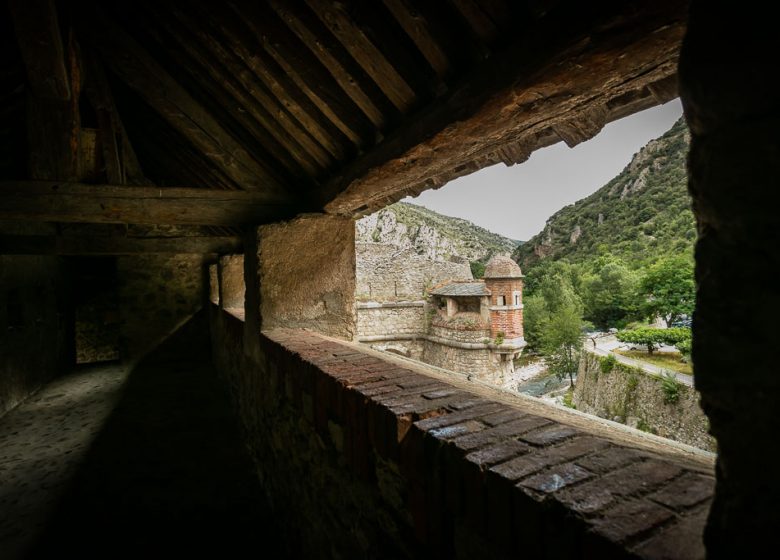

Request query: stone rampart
[{"left": 574, "top": 353, "right": 715, "bottom": 451}]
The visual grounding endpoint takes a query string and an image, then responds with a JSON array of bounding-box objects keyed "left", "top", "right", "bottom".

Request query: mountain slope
[
  {"left": 513, "top": 118, "right": 695, "bottom": 269},
  {"left": 356, "top": 202, "right": 520, "bottom": 263}
]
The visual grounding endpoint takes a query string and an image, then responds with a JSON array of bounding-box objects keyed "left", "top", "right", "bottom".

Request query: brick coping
[{"left": 257, "top": 324, "right": 713, "bottom": 558}]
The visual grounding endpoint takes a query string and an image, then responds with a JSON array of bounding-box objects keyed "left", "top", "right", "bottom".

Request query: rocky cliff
[{"left": 356, "top": 202, "right": 519, "bottom": 264}]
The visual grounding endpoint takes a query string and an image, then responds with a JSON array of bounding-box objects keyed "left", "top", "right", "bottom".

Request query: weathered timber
[
  {"left": 143, "top": 4, "right": 328, "bottom": 180},
  {"left": 8, "top": 0, "right": 70, "bottom": 100},
  {"left": 0, "top": 235, "right": 242, "bottom": 255},
  {"left": 24, "top": 30, "right": 82, "bottom": 182},
  {"left": 306, "top": 0, "right": 417, "bottom": 113},
  {"left": 382, "top": 0, "right": 451, "bottom": 79},
  {"left": 268, "top": 0, "right": 388, "bottom": 130},
  {"left": 322, "top": 0, "right": 687, "bottom": 216},
  {"left": 81, "top": 9, "right": 288, "bottom": 194},
  {"left": 81, "top": 47, "right": 145, "bottom": 185},
  {"left": 229, "top": 1, "right": 375, "bottom": 149},
  {"left": 448, "top": 0, "right": 501, "bottom": 45},
  {"left": 0, "top": 181, "right": 303, "bottom": 226}
]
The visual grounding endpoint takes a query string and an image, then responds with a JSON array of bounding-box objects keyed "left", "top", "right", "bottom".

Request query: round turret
[{"left": 483, "top": 255, "right": 523, "bottom": 279}]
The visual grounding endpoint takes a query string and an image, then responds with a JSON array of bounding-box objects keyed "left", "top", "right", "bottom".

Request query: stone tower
[{"left": 483, "top": 255, "right": 524, "bottom": 342}]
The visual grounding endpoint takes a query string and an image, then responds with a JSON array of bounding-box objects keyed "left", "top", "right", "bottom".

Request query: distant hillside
[
  {"left": 513, "top": 118, "right": 695, "bottom": 269},
  {"left": 356, "top": 202, "right": 520, "bottom": 263}
]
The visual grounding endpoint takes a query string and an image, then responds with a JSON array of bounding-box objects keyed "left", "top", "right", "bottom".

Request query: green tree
[
  {"left": 640, "top": 256, "right": 695, "bottom": 326},
  {"left": 582, "top": 258, "right": 639, "bottom": 329},
  {"left": 616, "top": 327, "right": 691, "bottom": 354},
  {"left": 541, "top": 301, "right": 585, "bottom": 387},
  {"left": 470, "top": 261, "right": 485, "bottom": 279},
  {"left": 525, "top": 272, "right": 586, "bottom": 387}
]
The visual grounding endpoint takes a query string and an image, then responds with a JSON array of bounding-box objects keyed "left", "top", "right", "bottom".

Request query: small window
[
  {"left": 496, "top": 295, "right": 505, "bottom": 306},
  {"left": 514, "top": 294, "right": 520, "bottom": 306}
]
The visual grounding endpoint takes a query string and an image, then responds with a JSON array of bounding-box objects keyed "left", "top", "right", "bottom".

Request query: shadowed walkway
[{"left": 3, "top": 312, "right": 283, "bottom": 558}]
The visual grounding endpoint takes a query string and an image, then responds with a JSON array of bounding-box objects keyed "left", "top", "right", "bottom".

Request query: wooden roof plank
[
  {"left": 155, "top": 6, "right": 333, "bottom": 177},
  {"left": 269, "top": 0, "right": 388, "bottom": 130},
  {"left": 82, "top": 9, "right": 288, "bottom": 194},
  {"left": 187, "top": 2, "right": 353, "bottom": 164},
  {"left": 8, "top": 0, "right": 71, "bottom": 100},
  {"left": 382, "top": 0, "right": 451, "bottom": 79},
  {"left": 306, "top": 0, "right": 417, "bottom": 113},
  {"left": 448, "top": 0, "right": 501, "bottom": 45},
  {"left": 226, "top": 1, "right": 375, "bottom": 149}
]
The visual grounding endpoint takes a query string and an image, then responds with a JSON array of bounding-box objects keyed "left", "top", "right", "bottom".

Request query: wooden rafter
[
  {"left": 0, "top": 235, "right": 242, "bottom": 255},
  {"left": 80, "top": 9, "right": 290, "bottom": 194},
  {"left": 0, "top": 181, "right": 303, "bottom": 226}
]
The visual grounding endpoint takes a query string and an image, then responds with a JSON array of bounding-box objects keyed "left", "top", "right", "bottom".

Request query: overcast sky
[{"left": 403, "top": 99, "right": 684, "bottom": 241}]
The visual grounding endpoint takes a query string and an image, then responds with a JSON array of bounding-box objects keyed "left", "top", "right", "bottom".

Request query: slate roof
[{"left": 430, "top": 282, "right": 490, "bottom": 297}]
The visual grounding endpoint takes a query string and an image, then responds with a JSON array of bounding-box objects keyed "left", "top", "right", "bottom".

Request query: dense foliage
[
  {"left": 516, "top": 118, "right": 696, "bottom": 332},
  {"left": 616, "top": 327, "right": 691, "bottom": 354},
  {"left": 514, "top": 118, "right": 694, "bottom": 270},
  {"left": 524, "top": 270, "right": 586, "bottom": 386}
]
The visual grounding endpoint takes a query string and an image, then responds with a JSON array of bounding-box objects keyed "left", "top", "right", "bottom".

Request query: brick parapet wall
[{"left": 211, "top": 306, "right": 713, "bottom": 559}]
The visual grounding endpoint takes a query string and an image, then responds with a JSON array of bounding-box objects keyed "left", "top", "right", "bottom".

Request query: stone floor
[{"left": 0, "top": 313, "right": 284, "bottom": 558}]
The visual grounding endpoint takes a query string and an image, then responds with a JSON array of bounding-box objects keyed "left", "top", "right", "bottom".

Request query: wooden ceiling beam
[
  {"left": 382, "top": 0, "right": 451, "bottom": 79},
  {"left": 0, "top": 235, "right": 242, "bottom": 255},
  {"left": 268, "top": 0, "right": 388, "bottom": 130},
  {"left": 8, "top": 0, "right": 70, "bottom": 100},
  {"left": 321, "top": 0, "right": 688, "bottom": 216},
  {"left": 224, "top": 1, "right": 374, "bottom": 150},
  {"left": 306, "top": 0, "right": 417, "bottom": 113},
  {"left": 80, "top": 9, "right": 288, "bottom": 195},
  {"left": 0, "top": 181, "right": 304, "bottom": 226},
  {"left": 81, "top": 47, "right": 146, "bottom": 185},
  {"left": 144, "top": 5, "right": 329, "bottom": 180}
]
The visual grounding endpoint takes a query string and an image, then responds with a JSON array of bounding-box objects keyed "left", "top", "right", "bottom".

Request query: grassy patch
[{"left": 614, "top": 349, "right": 692, "bottom": 375}]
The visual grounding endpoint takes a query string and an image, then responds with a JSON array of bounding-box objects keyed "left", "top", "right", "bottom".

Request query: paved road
[{"left": 585, "top": 335, "right": 694, "bottom": 387}]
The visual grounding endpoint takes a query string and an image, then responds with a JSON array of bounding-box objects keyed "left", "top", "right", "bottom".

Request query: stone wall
[
  {"left": 422, "top": 340, "right": 493, "bottom": 378},
  {"left": 356, "top": 302, "right": 426, "bottom": 337},
  {"left": 574, "top": 353, "right": 715, "bottom": 451},
  {"left": 210, "top": 308, "right": 714, "bottom": 559},
  {"left": 364, "top": 339, "right": 425, "bottom": 360},
  {"left": 260, "top": 215, "right": 356, "bottom": 339},
  {"left": 429, "top": 323, "right": 491, "bottom": 344},
  {"left": 218, "top": 254, "right": 244, "bottom": 310},
  {"left": 117, "top": 254, "right": 206, "bottom": 360},
  {"left": 356, "top": 242, "right": 472, "bottom": 301},
  {"left": 0, "top": 255, "right": 73, "bottom": 416}
]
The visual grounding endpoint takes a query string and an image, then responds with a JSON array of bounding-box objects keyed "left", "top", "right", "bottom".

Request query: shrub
[
  {"left": 599, "top": 354, "right": 617, "bottom": 374},
  {"left": 676, "top": 338, "right": 692, "bottom": 361},
  {"left": 616, "top": 327, "right": 691, "bottom": 354},
  {"left": 661, "top": 371, "right": 682, "bottom": 404},
  {"left": 494, "top": 331, "right": 505, "bottom": 345}
]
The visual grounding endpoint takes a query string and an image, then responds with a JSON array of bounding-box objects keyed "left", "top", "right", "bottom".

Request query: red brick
[
  {"left": 465, "top": 440, "right": 532, "bottom": 469},
  {"left": 647, "top": 472, "right": 714, "bottom": 511},
  {"left": 630, "top": 504, "right": 708, "bottom": 559},
  {"left": 557, "top": 459, "right": 684, "bottom": 515},
  {"left": 414, "top": 403, "right": 505, "bottom": 432},
  {"left": 422, "top": 388, "right": 460, "bottom": 400},
  {"left": 480, "top": 408, "right": 526, "bottom": 427},
  {"left": 574, "top": 445, "right": 645, "bottom": 474},
  {"left": 590, "top": 498, "right": 675, "bottom": 544},
  {"left": 517, "top": 463, "right": 593, "bottom": 494},
  {"left": 451, "top": 416, "right": 552, "bottom": 453},
  {"left": 429, "top": 420, "right": 486, "bottom": 441},
  {"left": 519, "top": 424, "right": 579, "bottom": 446}
]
